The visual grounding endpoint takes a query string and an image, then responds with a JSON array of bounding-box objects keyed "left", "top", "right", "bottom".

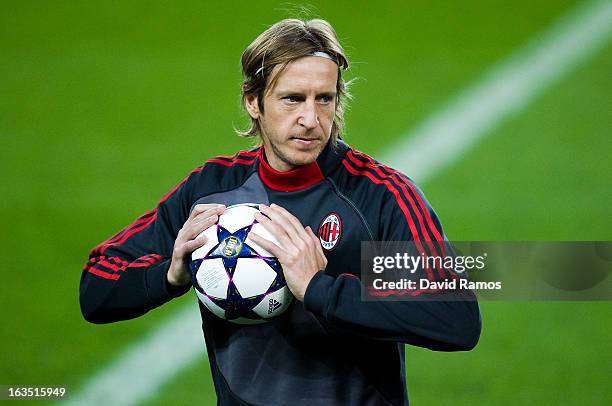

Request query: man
[{"left": 80, "top": 18, "right": 481, "bottom": 405}]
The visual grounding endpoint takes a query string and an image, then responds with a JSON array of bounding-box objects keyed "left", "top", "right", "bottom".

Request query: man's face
[{"left": 246, "top": 56, "right": 338, "bottom": 172}]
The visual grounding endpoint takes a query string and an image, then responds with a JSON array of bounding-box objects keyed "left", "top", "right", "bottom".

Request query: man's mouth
[
  {"left": 290, "top": 137, "right": 319, "bottom": 148},
  {"left": 291, "top": 136, "right": 319, "bottom": 142}
]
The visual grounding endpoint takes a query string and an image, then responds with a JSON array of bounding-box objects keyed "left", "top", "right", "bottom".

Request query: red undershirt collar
[{"left": 257, "top": 147, "right": 325, "bottom": 192}]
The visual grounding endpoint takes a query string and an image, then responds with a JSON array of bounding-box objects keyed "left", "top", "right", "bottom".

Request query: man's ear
[{"left": 244, "top": 94, "right": 260, "bottom": 119}]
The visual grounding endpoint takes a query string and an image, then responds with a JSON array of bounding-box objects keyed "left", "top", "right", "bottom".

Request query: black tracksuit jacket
[{"left": 80, "top": 140, "right": 481, "bottom": 405}]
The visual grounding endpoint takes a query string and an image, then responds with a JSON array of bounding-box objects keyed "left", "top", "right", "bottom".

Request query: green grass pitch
[{"left": 1, "top": 1, "right": 609, "bottom": 405}]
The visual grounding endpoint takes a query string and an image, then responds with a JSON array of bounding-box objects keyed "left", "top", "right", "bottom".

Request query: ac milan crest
[{"left": 318, "top": 212, "right": 342, "bottom": 251}]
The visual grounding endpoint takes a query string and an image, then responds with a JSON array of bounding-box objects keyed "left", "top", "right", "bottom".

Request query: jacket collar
[{"left": 257, "top": 139, "right": 348, "bottom": 192}]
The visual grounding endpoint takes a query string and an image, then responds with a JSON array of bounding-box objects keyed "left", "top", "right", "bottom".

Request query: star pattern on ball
[{"left": 190, "top": 221, "right": 287, "bottom": 322}]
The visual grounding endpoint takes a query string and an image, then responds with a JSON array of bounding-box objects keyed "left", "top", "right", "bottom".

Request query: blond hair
[{"left": 237, "top": 19, "right": 351, "bottom": 144}]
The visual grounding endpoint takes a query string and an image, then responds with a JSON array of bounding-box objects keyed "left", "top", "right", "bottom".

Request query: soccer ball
[{"left": 189, "top": 203, "right": 293, "bottom": 324}]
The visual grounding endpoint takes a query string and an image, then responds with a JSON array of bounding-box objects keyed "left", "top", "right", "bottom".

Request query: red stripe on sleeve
[
  {"left": 99, "top": 217, "right": 158, "bottom": 254},
  {"left": 346, "top": 150, "right": 454, "bottom": 281},
  {"left": 207, "top": 157, "right": 256, "bottom": 166},
  {"left": 92, "top": 212, "right": 155, "bottom": 256},
  {"left": 346, "top": 151, "right": 437, "bottom": 243},
  {"left": 88, "top": 150, "right": 257, "bottom": 277},
  {"left": 85, "top": 266, "right": 120, "bottom": 280},
  {"left": 96, "top": 259, "right": 125, "bottom": 272},
  {"left": 206, "top": 148, "right": 259, "bottom": 167},
  {"left": 93, "top": 166, "right": 204, "bottom": 256},
  {"left": 130, "top": 262, "right": 156, "bottom": 268},
  {"left": 350, "top": 149, "right": 444, "bottom": 241},
  {"left": 341, "top": 159, "right": 435, "bottom": 281}
]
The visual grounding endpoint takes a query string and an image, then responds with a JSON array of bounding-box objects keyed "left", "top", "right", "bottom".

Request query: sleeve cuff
[
  {"left": 303, "top": 271, "right": 335, "bottom": 315},
  {"left": 145, "top": 259, "right": 191, "bottom": 302}
]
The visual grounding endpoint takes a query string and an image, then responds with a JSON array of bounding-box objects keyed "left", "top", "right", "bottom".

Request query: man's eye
[
  {"left": 319, "top": 96, "right": 332, "bottom": 104},
  {"left": 283, "top": 96, "right": 300, "bottom": 103}
]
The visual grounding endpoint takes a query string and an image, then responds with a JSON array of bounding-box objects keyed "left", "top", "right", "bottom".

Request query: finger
[
  {"left": 254, "top": 210, "right": 291, "bottom": 245},
  {"left": 307, "top": 227, "right": 327, "bottom": 271},
  {"left": 183, "top": 214, "right": 219, "bottom": 241},
  {"left": 191, "top": 206, "right": 223, "bottom": 224},
  {"left": 184, "top": 233, "right": 209, "bottom": 255},
  {"left": 265, "top": 204, "right": 306, "bottom": 237},
  {"left": 175, "top": 232, "right": 208, "bottom": 257},
  {"left": 260, "top": 204, "right": 308, "bottom": 245},
  {"left": 249, "top": 231, "right": 283, "bottom": 260},
  {"left": 306, "top": 226, "right": 327, "bottom": 268},
  {"left": 189, "top": 203, "right": 225, "bottom": 220},
  {"left": 305, "top": 226, "right": 324, "bottom": 255},
  {"left": 182, "top": 206, "right": 224, "bottom": 238}
]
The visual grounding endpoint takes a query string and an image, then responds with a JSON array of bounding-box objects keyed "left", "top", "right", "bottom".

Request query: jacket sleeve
[
  {"left": 303, "top": 177, "right": 482, "bottom": 351},
  {"left": 79, "top": 167, "right": 203, "bottom": 324}
]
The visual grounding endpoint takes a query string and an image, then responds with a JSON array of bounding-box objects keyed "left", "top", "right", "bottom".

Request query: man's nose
[{"left": 298, "top": 101, "right": 319, "bottom": 129}]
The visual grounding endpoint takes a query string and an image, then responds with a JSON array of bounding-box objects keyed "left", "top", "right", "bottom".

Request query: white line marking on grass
[
  {"left": 65, "top": 1, "right": 612, "bottom": 405},
  {"left": 385, "top": 0, "right": 612, "bottom": 182},
  {"left": 64, "top": 305, "right": 203, "bottom": 406}
]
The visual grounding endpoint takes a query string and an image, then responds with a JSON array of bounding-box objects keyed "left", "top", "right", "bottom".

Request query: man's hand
[
  {"left": 167, "top": 204, "right": 225, "bottom": 288},
  {"left": 250, "top": 203, "right": 327, "bottom": 301}
]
